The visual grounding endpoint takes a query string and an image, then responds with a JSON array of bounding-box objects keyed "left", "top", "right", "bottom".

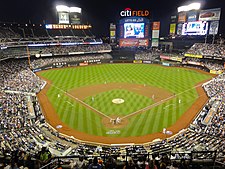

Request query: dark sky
[{"left": 0, "top": 0, "right": 225, "bottom": 37}]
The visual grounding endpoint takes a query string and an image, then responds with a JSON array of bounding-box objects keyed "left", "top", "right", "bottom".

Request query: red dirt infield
[{"left": 36, "top": 67, "right": 215, "bottom": 145}]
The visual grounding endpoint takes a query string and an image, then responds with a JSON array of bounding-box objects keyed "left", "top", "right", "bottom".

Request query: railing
[{"left": 38, "top": 151, "right": 219, "bottom": 169}]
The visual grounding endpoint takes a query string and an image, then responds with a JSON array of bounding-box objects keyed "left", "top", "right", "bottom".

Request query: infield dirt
[{"left": 36, "top": 67, "right": 215, "bottom": 144}]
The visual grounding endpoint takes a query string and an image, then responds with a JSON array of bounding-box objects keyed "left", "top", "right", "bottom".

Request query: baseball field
[{"left": 37, "top": 64, "right": 214, "bottom": 144}]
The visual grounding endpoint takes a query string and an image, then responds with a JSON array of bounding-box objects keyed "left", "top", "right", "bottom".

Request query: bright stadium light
[
  {"left": 178, "top": 6, "right": 189, "bottom": 12},
  {"left": 188, "top": 3, "right": 201, "bottom": 10},
  {"left": 56, "top": 5, "right": 70, "bottom": 12},
  {"left": 69, "top": 7, "right": 81, "bottom": 13},
  {"left": 177, "top": 2, "right": 201, "bottom": 12}
]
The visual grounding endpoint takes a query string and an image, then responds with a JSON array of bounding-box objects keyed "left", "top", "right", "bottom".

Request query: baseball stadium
[{"left": 0, "top": 1, "right": 225, "bottom": 169}]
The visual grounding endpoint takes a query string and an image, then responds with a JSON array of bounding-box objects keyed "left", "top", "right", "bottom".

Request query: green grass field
[{"left": 39, "top": 64, "right": 212, "bottom": 137}]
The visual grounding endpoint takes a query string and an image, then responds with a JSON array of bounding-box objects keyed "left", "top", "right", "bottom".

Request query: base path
[{"left": 36, "top": 68, "right": 215, "bottom": 145}]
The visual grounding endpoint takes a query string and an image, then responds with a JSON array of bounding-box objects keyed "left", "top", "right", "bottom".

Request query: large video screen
[
  {"left": 182, "top": 21, "right": 208, "bottom": 35},
  {"left": 124, "top": 23, "right": 145, "bottom": 38}
]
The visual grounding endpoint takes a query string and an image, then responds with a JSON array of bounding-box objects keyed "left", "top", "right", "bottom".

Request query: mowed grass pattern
[
  {"left": 40, "top": 64, "right": 212, "bottom": 137},
  {"left": 84, "top": 89, "right": 154, "bottom": 116}
]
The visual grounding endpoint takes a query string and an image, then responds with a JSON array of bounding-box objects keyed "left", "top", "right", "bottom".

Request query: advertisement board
[
  {"left": 160, "top": 55, "right": 170, "bottom": 60},
  {"left": 151, "top": 22, "right": 160, "bottom": 47},
  {"left": 152, "top": 30, "right": 160, "bottom": 38},
  {"left": 58, "top": 12, "right": 70, "bottom": 24},
  {"left": 178, "top": 12, "right": 186, "bottom": 23},
  {"left": 209, "top": 21, "right": 219, "bottom": 35},
  {"left": 210, "top": 70, "right": 223, "bottom": 74},
  {"left": 151, "top": 38, "right": 159, "bottom": 47},
  {"left": 152, "top": 22, "right": 160, "bottom": 30},
  {"left": 79, "top": 62, "right": 88, "bottom": 66},
  {"left": 162, "top": 62, "right": 170, "bottom": 66},
  {"left": 184, "top": 53, "right": 203, "bottom": 58},
  {"left": 169, "top": 24, "right": 176, "bottom": 35},
  {"left": 119, "top": 39, "right": 149, "bottom": 47},
  {"left": 170, "top": 57, "right": 182, "bottom": 62},
  {"left": 181, "top": 21, "right": 208, "bottom": 35},
  {"left": 199, "top": 8, "right": 221, "bottom": 21},
  {"left": 187, "top": 11, "right": 197, "bottom": 22},
  {"left": 187, "top": 61, "right": 203, "bottom": 66},
  {"left": 70, "top": 12, "right": 81, "bottom": 24},
  {"left": 176, "top": 23, "right": 183, "bottom": 35},
  {"left": 170, "top": 15, "right": 177, "bottom": 23},
  {"left": 133, "top": 60, "right": 143, "bottom": 63},
  {"left": 110, "top": 31, "right": 116, "bottom": 37},
  {"left": 110, "top": 23, "right": 116, "bottom": 43},
  {"left": 45, "top": 24, "right": 91, "bottom": 30}
]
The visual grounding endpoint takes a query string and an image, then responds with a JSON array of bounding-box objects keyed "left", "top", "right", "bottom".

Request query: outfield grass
[{"left": 39, "top": 64, "right": 212, "bottom": 137}]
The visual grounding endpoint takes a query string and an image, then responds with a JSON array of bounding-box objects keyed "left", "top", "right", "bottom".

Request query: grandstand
[{"left": 1, "top": 3, "right": 225, "bottom": 168}]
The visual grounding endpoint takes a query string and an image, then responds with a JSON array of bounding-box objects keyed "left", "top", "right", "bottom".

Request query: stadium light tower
[
  {"left": 177, "top": 2, "right": 201, "bottom": 12},
  {"left": 69, "top": 7, "right": 81, "bottom": 13},
  {"left": 56, "top": 5, "right": 70, "bottom": 12}
]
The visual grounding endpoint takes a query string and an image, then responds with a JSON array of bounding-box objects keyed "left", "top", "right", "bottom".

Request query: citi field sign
[{"left": 120, "top": 8, "right": 149, "bottom": 17}]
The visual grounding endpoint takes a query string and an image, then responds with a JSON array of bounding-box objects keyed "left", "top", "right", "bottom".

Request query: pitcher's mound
[{"left": 112, "top": 98, "right": 124, "bottom": 104}]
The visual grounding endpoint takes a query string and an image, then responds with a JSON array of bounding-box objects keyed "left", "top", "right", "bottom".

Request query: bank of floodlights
[
  {"left": 56, "top": 5, "right": 81, "bottom": 13},
  {"left": 177, "top": 2, "right": 201, "bottom": 12}
]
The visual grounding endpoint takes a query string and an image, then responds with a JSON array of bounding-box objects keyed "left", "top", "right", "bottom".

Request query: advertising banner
[
  {"left": 119, "top": 39, "right": 149, "bottom": 47},
  {"left": 210, "top": 70, "right": 223, "bottom": 74},
  {"left": 181, "top": 21, "right": 208, "bottom": 36},
  {"left": 45, "top": 24, "right": 91, "bottom": 30},
  {"left": 162, "top": 62, "right": 170, "bottom": 66},
  {"left": 133, "top": 60, "right": 143, "bottom": 63},
  {"left": 187, "top": 61, "right": 202, "bottom": 66},
  {"left": 70, "top": 12, "right": 81, "bottom": 24},
  {"left": 169, "top": 24, "right": 176, "bottom": 35},
  {"left": 170, "top": 57, "right": 183, "bottom": 62},
  {"left": 152, "top": 22, "right": 160, "bottom": 30},
  {"left": 199, "top": 8, "right": 221, "bottom": 21},
  {"left": 110, "top": 31, "right": 115, "bottom": 37},
  {"left": 152, "top": 30, "right": 160, "bottom": 38},
  {"left": 209, "top": 21, "right": 219, "bottom": 35},
  {"left": 151, "top": 38, "right": 159, "bottom": 47},
  {"left": 170, "top": 15, "right": 177, "bottom": 23},
  {"left": 178, "top": 12, "right": 186, "bottom": 23},
  {"left": 176, "top": 23, "right": 183, "bottom": 35},
  {"left": 79, "top": 62, "right": 88, "bottom": 66},
  {"left": 143, "top": 61, "right": 152, "bottom": 64},
  {"left": 160, "top": 55, "right": 170, "bottom": 60},
  {"left": 187, "top": 11, "right": 197, "bottom": 22},
  {"left": 58, "top": 12, "right": 70, "bottom": 24},
  {"left": 184, "top": 53, "right": 203, "bottom": 58}
]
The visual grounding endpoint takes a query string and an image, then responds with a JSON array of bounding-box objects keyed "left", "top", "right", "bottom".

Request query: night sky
[{"left": 0, "top": 0, "right": 225, "bottom": 37}]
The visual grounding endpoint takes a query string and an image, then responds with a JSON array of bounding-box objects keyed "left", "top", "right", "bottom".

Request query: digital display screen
[
  {"left": 181, "top": 21, "right": 208, "bottom": 35},
  {"left": 124, "top": 23, "right": 145, "bottom": 38}
]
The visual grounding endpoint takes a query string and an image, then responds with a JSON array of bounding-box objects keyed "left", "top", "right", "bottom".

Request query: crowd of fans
[
  {"left": 39, "top": 44, "right": 111, "bottom": 55},
  {"left": 183, "top": 57, "right": 224, "bottom": 71},
  {"left": 0, "top": 40, "right": 225, "bottom": 168},
  {"left": 31, "top": 53, "right": 112, "bottom": 69},
  {"left": 0, "top": 60, "right": 45, "bottom": 93},
  {"left": 134, "top": 49, "right": 160, "bottom": 61},
  {"left": 0, "top": 26, "right": 21, "bottom": 40},
  {"left": 0, "top": 44, "right": 112, "bottom": 61},
  {"left": 186, "top": 43, "right": 225, "bottom": 58}
]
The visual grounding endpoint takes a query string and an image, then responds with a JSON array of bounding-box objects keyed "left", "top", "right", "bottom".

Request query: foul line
[
  {"left": 50, "top": 84, "right": 112, "bottom": 120},
  {"left": 121, "top": 83, "right": 204, "bottom": 120},
  {"left": 49, "top": 82, "right": 204, "bottom": 122}
]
